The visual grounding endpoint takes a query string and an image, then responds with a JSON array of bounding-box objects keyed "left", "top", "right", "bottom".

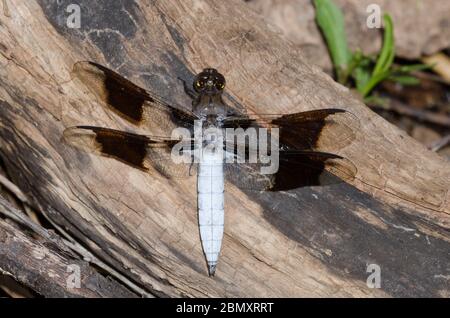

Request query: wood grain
[
  {"left": 0, "top": 197, "right": 137, "bottom": 297},
  {"left": 0, "top": 0, "right": 448, "bottom": 297}
]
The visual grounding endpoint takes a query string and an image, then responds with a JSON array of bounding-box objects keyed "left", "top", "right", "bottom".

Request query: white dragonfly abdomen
[{"left": 198, "top": 146, "right": 224, "bottom": 276}]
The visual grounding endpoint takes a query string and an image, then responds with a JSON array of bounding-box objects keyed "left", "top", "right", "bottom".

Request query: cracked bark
[{"left": 0, "top": 0, "right": 449, "bottom": 297}]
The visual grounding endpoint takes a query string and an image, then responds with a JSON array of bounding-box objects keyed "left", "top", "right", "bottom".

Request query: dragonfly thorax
[{"left": 194, "top": 94, "right": 227, "bottom": 125}]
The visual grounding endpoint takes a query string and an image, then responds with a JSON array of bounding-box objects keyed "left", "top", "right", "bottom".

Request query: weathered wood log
[
  {"left": 0, "top": 197, "right": 138, "bottom": 297},
  {"left": 0, "top": 0, "right": 449, "bottom": 297}
]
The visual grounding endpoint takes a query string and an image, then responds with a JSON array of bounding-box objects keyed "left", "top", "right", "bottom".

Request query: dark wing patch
[
  {"left": 269, "top": 151, "right": 357, "bottom": 191},
  {"left": 71, "top": 61, "right": 198, "bottom": 131},
  {"left": 224, "top": 150, "right": 357, "bottom": 192},
  {"left": 223, "top": 108, "right": 357, "bottom": 153},
  {"left": 63, "top": 126, "right": 196, "bottom": 178}
]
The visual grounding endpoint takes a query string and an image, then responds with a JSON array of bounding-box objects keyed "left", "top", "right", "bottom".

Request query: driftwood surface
[
  {"left": 0, "top": 0, "right": 449, "bottom": 297},
  {"left": 0, "top": 197, "right": 137, "bottom": 297}
]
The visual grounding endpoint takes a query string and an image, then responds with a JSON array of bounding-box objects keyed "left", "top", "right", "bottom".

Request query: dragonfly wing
[
  {"left": 71, "top": 61, "right": 198, "bottom": 134},
  {"left": 63, "top": 126, "right": 197, "bottom": 178},
  {"left": 224, "top": 150, "right": 357, "bottom": 191},
  {"left": 223, "top": 108, "right": 358, "bottom": 153}
]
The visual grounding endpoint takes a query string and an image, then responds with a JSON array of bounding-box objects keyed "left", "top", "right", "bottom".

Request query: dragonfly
[{"left": 63, "top": 61, "right": 358, "bottom": 276}]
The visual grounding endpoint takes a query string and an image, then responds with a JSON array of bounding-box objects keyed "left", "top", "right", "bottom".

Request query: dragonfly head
[{"left": 193, "top": 68, "right": 226, "bottom": 95}]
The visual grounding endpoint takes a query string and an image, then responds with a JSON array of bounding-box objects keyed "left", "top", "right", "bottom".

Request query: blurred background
[{"left": 245, "top": 0, "right": 450, "bottom": 159}]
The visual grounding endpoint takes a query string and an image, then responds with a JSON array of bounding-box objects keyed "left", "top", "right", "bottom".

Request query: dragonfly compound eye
[
  {"left": 215, "top": 75, "right": 225, "bottom": 90},
  {"left": 194, "top": 80, "right": 205, "bottom": 91}
]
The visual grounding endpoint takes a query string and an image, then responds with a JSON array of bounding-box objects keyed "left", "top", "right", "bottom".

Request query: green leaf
[
  {"left": 364, "top": 95, "right": 388, "bottom": 107},
  {"left": 396, "top": 63, "right": 433, "bottom": 73},
  {"left": 339, "top": 50, "right": 362, "bottom": 85},
  {"left": 314, "top": 0, "right": 352, "bottom": 82},
  {"left": 353, "top": 55, "right": 373, "bottom": 92},
  {"left": 388, "top": 75, "right": 421, "bottom": 85},
  {"left": 360, "top": 70, "right": 391, "bottom": 97},
  {"left": 358, "top": 14, "right": 395, "bottom": 97},
  {"left": 372, "top": 14, "right": 395, "bottom": 77},
  {"left": 354, "top": 66, "right": 371, "bottom": 92}
]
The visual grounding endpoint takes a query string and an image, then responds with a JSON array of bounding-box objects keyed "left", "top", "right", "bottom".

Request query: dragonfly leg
[{"left": 178, "top": 76, "right": 198, "bottom": 100}]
